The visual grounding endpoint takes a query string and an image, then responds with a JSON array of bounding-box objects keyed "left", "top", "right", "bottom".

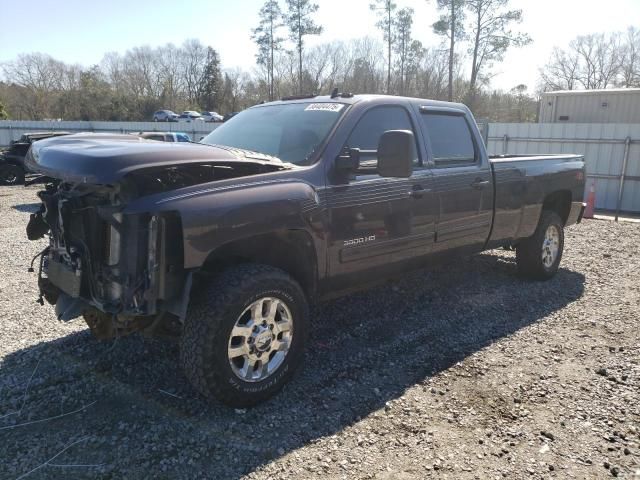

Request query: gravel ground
[{"left": 0, "top": 185, "right": 638, "bottom": 480}]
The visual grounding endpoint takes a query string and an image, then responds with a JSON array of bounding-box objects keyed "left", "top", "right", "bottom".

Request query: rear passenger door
[{"left": 417, "top": 108, "right": 493, "bottom": 253}]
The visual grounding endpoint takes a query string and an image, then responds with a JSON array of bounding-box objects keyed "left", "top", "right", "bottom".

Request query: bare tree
[
  {"left": 156, "top": 44, "right": 184, "bottom": 110},
  {"left": 540, "top": 33, "right": 623, "bottom": 91},
  {"left": 1, "top": 53, "right": 75, "bottom": 118},
  {"left": 181, "top": 39, "right": 209, "bottom": 106},
  {"left": 574, "top": 34, "right": 622, "bottom": 89},
  {"left": 539, "top": 47, "right": 581, "bottom": 91},
  {"left": 620, "top": 27, "right": 640, "bottom": 87}
]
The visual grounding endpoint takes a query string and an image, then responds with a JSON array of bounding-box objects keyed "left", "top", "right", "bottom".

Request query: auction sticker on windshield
[{"left": 305, "top": 103, "right": 345, "bottom": 112}]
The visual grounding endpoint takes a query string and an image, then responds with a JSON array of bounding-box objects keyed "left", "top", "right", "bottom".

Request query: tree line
[
  {"left": 539, "top": 27, "right": 640, "bottom": 91},
  {"left": 0, "top": 0, "right": 638, "bottom": 124}
]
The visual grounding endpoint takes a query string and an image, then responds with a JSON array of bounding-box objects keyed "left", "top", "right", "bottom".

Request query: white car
[
  {"left": 201, "top": 111, "right": 224, "bottom": 122},
  {"left": 136, "top": 132, "right": 191, "bottom": 142},
  {"left": 178, "top": 111, "right": 203, "bottom": 122}
]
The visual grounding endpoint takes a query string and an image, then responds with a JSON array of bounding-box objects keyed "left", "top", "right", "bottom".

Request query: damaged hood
[{"left": 25, "top": 133, "right": 288, "bottom": 184}]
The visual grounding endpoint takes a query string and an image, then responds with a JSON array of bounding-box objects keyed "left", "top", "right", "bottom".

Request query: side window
[
  {"left": 420, "top": 113, "right": 476, "bottom": 166},
  {"left": 346, "top": 106, "right": 419, "bottom": 167}
]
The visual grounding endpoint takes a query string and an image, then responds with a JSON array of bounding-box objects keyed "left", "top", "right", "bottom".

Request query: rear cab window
[{"left": 419, "top": 111, "right": 477, "bottom": 167}]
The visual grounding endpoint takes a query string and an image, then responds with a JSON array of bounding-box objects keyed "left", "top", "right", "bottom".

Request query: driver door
[{"left": 325, "top": 105, "right": 437, "bottom": 290}]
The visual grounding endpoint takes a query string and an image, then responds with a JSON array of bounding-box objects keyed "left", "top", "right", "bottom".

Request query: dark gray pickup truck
[{"left": 25, "top": 94, "right": 586, "bottom": 406}]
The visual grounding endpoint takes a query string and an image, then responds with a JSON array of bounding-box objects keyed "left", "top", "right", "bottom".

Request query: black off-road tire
[
  {"left": 516, "top": 211, "right": 565, "bottom": 280},
  {"left": 180, "top": 264, "right": 309, "bottom": 407},
  {"left": 0, "top": 164, "right": 25, "bottom": 186}
]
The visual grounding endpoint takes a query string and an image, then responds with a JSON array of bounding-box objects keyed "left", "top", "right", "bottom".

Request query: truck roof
[{"left": 265, "top": 94, "right": 468, "bottom": 111}]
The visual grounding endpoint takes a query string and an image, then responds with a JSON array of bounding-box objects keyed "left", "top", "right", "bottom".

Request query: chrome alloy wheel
[
  {"left": 227, "top": 297, "right": 293, "bottom": 382},
  {"left": 542, "top": 224, "right": 560, "bottom": 268}
]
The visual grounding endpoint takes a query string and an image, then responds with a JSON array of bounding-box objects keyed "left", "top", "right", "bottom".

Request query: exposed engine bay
[{"left": 26, "top": 157, "right": 286, "bottom": 339}]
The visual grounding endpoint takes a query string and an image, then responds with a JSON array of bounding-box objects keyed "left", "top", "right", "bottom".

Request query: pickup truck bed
[
  {"left": 25, "top": 94, "right": 585, "bottom": 406},
  {"left": 488, "top": 154, "right": 585, "bottom": 248}
]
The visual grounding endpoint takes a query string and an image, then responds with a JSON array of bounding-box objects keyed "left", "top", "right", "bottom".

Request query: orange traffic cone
[{"left": 584, "top": 181, "right": 596, "bottom": 219}]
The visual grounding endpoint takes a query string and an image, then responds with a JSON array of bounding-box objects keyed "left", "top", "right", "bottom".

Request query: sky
[{"left": 1, "top": 0, "right": 639, "bottom": 92}]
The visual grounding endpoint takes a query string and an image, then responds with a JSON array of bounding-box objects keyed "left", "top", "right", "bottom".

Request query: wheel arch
[
  {"left": 542, "top": 190, "right": 572, "bottom": 225},
  {"left": 200, "top": 229, "right": 318, "bottom": 299}
]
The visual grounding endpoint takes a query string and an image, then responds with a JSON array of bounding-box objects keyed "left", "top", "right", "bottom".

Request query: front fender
[{"left": 123, "top": 179, "right": 326, "bottom": 269}]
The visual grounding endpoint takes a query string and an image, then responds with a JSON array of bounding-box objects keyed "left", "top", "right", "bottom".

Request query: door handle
[
  {"left": 471, "top": 179, "right": 490, "bottom": 190},
  {"left": 409, "top": 184, "right": 430, "bottom": 199}
]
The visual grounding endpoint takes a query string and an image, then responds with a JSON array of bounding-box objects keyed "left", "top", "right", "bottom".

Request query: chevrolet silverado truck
[{"left": 25, "top": 95, "right": 586, "bottom": 406}]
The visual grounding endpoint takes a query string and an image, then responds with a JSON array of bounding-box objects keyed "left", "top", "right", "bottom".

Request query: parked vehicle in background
[
  {"left": 178, "top": 111, "right": 203, "bottom": 122},
  {"left": 153, "top": 110, "right": 179, "bottom": 122},
  {"left": 137, "top": 132, "right": 191, "bottom": 142},
  {"left": 0, "top": 131, "right": 71, "bottom": 185},
  {"left": 25, "top": 94, "right": 585, "bottom": 407},
  {"left": 201, "top": 111, "right": 223, "bottom": 122},
  {"left": 223, "top": 111, "right": 240, "bottom": 122}
]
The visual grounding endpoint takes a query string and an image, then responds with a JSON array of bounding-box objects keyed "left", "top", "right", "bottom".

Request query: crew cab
[{"left": 25, "top": 94, "right": 585, "bottom": 407}]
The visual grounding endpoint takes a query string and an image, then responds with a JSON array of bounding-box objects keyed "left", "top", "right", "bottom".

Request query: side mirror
[
  {"left": 335, "top": 147, "right": 360, "bottom": 172},
  {"left": 377, "top": 130, "right": 414, "bottom": 178}
]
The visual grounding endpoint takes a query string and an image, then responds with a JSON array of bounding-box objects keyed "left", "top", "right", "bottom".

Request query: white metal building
[{"left": 539, "top": 88, "right": 640, "bottom": 124}]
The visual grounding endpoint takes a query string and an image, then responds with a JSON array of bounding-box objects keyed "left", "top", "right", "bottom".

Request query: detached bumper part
[{"left": 55, "top": 293, "right": 89, "bottom": 321}]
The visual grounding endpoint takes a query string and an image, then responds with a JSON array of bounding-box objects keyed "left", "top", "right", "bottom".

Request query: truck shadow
[
  {"left": 11, "top": 202, "right": 40, "bottom": 213},
  {"left": 0, "top": 251, "right": 585, "bottom": 479}
]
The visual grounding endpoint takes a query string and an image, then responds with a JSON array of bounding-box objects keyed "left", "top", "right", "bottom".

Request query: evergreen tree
[
  {"left": 199, "top": 47, "right": 222, "bottom": 110},
  {"left": 370, "top": 0, "right": 397, "bottom": 95},
  {"left": 0, "top": 100, "right": 8, "bottom": 120},
  {"left": 465, "top": 0, "right": 531, "bottom": 109},
  {"left": 432, "top": 0, "right": 466, "bottom": 101},
  {"left": 394, "top": 7, "right": 414, "bottom": 96},
  {"left": 252, "top": 0, "right": 284, "bottom": 101},
  {"left": 284, "top": 0, "right": 323, "bottom": 94}
]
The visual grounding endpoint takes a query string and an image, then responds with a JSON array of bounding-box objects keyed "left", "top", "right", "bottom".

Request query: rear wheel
[
  {"left": 0, "top": 164, "right": 24, "bottom": 186},
  {"left": 180, "top": 264, "right": 309, "bottom": 407},
  {"left": 516, "top": 211, "right": 564, "bottom": 280}
]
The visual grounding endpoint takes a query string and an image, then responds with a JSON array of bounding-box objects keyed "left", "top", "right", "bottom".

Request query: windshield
[{"left": 201, "top": 102, "right": 346, "bottom": 165}]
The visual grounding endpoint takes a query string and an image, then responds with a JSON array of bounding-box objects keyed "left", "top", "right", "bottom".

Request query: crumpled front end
[
  {"left": 28, "top": 180, "right": 187, "bottom": 335},
  {"left": 24, "top": 134, "right": 293, "bottom": 337}
]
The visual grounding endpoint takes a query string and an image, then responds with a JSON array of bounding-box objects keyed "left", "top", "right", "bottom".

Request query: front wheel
[
  {"left": 180, "top": 264, "right": 309, "bottom": 407},
  {"left": 516, "top": 211, "right": 565, "bottom": 280}
]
